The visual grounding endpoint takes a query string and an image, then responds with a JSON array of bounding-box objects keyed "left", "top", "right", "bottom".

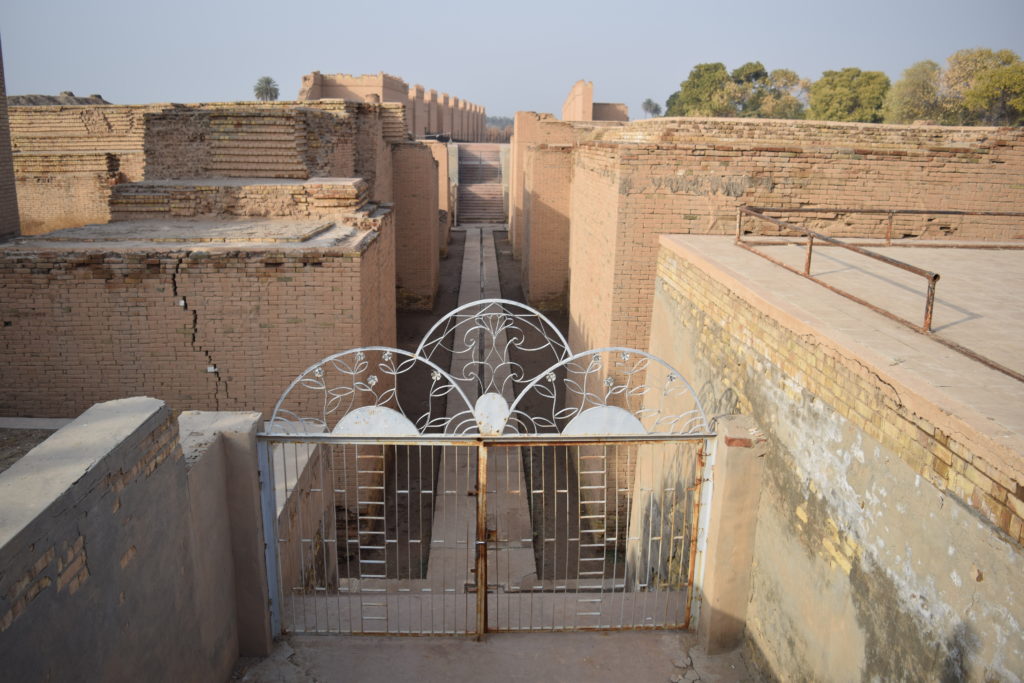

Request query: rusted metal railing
[
  {"left": 736, "top": 207, "right": 941, "bottom": 332},
  {"left": 735, "top": 206, "right": 1024, "bottom": 384}
]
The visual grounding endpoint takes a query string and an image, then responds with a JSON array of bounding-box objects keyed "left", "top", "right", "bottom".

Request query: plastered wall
[
  {"left": 0, "top": 398, "right": 267, "bottom": 682},
  {"left": 650, "top": 239, "right": 1024, "bottom": 680}
]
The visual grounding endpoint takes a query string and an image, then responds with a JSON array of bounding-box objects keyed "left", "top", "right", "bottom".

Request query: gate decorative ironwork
[{"left": 257, "top": 299, "right": 715, "bottom": 637}]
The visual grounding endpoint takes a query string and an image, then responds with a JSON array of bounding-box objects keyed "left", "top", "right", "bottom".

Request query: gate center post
[{"left": 475, "top": 442, "right": 488, "bottom": 639}]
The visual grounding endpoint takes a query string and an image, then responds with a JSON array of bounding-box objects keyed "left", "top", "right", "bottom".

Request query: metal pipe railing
[{"left": 735, "top": 206, "right": 1024, "bottom": 384}]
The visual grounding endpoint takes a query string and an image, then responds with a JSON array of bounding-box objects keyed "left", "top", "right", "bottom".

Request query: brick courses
[
  {"left": 564, "top": 117, "right": 1024, "bottom": 353},
  {"left": 0, "top": 211, "right": 395, "bottom": 419}
]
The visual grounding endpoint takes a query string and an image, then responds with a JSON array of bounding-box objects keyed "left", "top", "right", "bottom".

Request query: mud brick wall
[
  {"left": 567, "top": 144, "right": 622, "bottom": 357},
  {"left": 0, "top": 398, "right": 238, "bottom": 682},
  {"left": 562, "top": 80, "right": 594, "bottom": 122},
  {"left": 568, "top": 118, "right": 1024, "bottom": 353},
  {"left": 509, "top": 112, "right": 576, "bottom": 258},
  {"left": 8, "top": 104, "right": 155, "bottom": 155},
  {"left": 650, "top": 239, "right": 1024, "bottom": 680},
  {"left": 592, "top": 102, "right": 629, "bottom": 122},
  {"left": 392, "top": 143, "right": 439, "bottom": 310},
  {"left": 0, "top": 217, "right": 395, "bottom": 419},
  {"left": 9, "top": 104, "right": 156, "bottom": 235},
  {"left": 144, "top": 107, "right": 357, "bottom": 180},
  {"left": 109, "top": 179, "right": 368, "bottom": 221},
  {"left": 422, "top": 140, "right": 453, "bottom": 254},
  {"left": 521, "top": 145, "right": 571, "bottom": 309},
  {"left": 0, "top": 41, "right": 18, "bottom": 240}
]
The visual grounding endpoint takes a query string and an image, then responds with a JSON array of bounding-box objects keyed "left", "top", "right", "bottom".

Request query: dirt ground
[{"left": 0, "top": 429, "right": 54, "bottom": 476}]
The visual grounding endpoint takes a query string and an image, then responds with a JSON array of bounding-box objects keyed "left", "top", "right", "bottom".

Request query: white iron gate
[{"left": 257, "top": 300, "right": 714, "bottom": 637}]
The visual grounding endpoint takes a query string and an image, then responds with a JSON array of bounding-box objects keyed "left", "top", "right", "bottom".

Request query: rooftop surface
[
  {"left": 661, "top": 236, "right": 1024, "bottom": 452},
  {"left": 6, "top": 217, "right": 378, "bottom": 251}
]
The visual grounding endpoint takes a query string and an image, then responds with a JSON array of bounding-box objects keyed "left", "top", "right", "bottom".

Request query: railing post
[
  {"left": 256, "top": 438, "right": 282, "bottom": 639},
  {"left": 804, "top": 234, "right": 814, "bottom": 275},
  {"left": 886, "top": 211, "right": 894, "bottom": 246},
  {"left": 735, "top": 207, "right": 743, "bottom": 243},
  {"left": 475, "top": 443, "right": 488, "bottom": 640},
  {"left": 923, "top": 274, "right": 939, "bottom": 332}
]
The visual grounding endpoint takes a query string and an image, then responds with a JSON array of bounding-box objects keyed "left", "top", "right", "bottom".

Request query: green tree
[
  {"left": 665, "top": 62, "right": 806, "bottom": 119},
  {"left": 808, "top": 68, "right": 890, "bottom": 122},
  {"left": 963, "top": 62, "right": 1024, "bottom": 125},
  {"left": 667, "top": 62, "right": 732, "bottom": 116},
  {"left": 641, "top": 98, "right": 663, "bottom": 117},
  {"left": 253, "top": 76, "right": 279, "bottom": 102},
  {"left": 942, "top": 48, "right": 1020, "bottom": 124},
  {"left": 883, "top": 60, "right": 943, "bottom": 124}
]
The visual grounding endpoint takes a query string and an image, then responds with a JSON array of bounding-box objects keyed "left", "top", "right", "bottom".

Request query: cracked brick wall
[{"left": 0, "top": 217, "right": 395, "bottom": 418}]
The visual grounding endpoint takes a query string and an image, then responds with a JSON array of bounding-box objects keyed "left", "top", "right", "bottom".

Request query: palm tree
[
  {"left": 641, "top": 98, "right": 663, "bottom": 117},
  {"left": 253, "top": 76, "right": 279, "bottom": 102}
]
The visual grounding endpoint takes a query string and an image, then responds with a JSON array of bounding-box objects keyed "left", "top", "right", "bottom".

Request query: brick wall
[
  {"left": 651, "top": 238, "right": 1024, "bottom": 679},
  {"left": 568, "top": 117, "right": 1024, "bottom": 352},
  {"left": 392, "top": 142, "right": 439, "bottom": 309},
  {"left": 561, "top": 80, "right": 593, "bottom": 122},
  {"left": 109, "top": 178, "right": 368, "bottom": 221},
  {"left": 592, "top": 102, "right": 629, "bottom": 122},
  {"left": 0, "top": 39, "right": 19, "bottom": 240},
  {"left": 0, "top": 214, "right": 395, "bottom": 419},
  {"left": 522, "top": 145, "right": 571, "bottom": 309},
  {"left": 144, "top": 107, "right": 356, "bottom": 180},
  {"left": 508, "top": 112, "right": 575, "bottom": 258},
  {"left": 0, "top": 398, "right": 244, "bottom": 682},
  {"left": 423, "top": 140, "right": 453, "bottom": 254}
]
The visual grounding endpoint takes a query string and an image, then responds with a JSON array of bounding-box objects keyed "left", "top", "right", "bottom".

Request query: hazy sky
[{"left": 2, "top": 0, "right": 1022, "bottom": 118}]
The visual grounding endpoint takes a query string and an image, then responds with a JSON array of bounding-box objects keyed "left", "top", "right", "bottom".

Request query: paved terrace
[{"left": 663, "top": 235, "right": 1024, "bottom": 463}]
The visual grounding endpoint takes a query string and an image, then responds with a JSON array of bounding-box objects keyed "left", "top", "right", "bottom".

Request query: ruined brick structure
[
  {"left": 0, "top": 39, "right": 18, "bottom": 241},
  {"left": 298, "top": 71, "right": 486, "bottom": 142},
  {"left": 561, "top": 80, "right": 628, "bottom": 122},
  {"left": 1, "top": 98, "right": 457, "bottom": 416},
  {"left": 511, "top": 115, "right": 1024, "bottom": 348}
]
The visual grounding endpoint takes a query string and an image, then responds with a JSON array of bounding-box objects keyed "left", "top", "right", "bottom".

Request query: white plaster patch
[{"left": 950, "top": 570, "right": 962, "bottom": 588}]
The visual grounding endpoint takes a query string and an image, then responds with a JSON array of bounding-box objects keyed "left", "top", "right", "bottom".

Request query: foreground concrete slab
[{"left": 239, "top": 631, "right": 752, "bottom": 683}]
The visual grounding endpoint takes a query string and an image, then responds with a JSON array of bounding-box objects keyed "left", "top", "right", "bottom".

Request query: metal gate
[{"left": 257, "top": 300, "right": 714, "bottom": 637}]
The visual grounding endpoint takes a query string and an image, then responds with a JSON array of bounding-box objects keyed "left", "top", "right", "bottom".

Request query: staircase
[{"left": 457, "top": 144, "right": 506, "bottom": 224}]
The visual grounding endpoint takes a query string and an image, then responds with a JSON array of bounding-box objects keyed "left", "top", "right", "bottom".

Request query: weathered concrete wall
[
  {"left": 562, "top": 80, "right": 594, "bottom": 122},
  {"left": 567, "top": 117, "right": 1024, "bottom": 353},
  {"left": 521, "top": 144, "right": 571, "bottom": 309},
  {"left": 0, "top": 398, "right": 267, "bottom": 682},
  {"left": 392, "top": 142, "right": 439, "bottom": 309},
  {"left": 651, "top": 237, "right": 1024, "bottom": 680},
  {"left": 0, "top": 214, "right": 395, "bottom": 419},
  {"left": 0, "top": 39, "right": 19, "bottom": 241}
]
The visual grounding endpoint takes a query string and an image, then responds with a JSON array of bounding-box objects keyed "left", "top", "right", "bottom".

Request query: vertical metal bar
[
  {"left": 256, "top": 438, "right": 282, "bottom": 638},
  {"left": 735, "top": 207, "right": 743, "bottom": 243},
  {"left": 886, "top": 211, "right": 894, "bottom": 246},
  {"left": 803, "top": 234, "right": 814, "bottom": 276},
  {"left": 687, "top": 439, "right": 714, "bottom": 629},
  {"left": 475, "top": 443, "right": 489, "bottom": 640},
  {"left": 923, "top": 275, "right": 938, "bottom": 332}
]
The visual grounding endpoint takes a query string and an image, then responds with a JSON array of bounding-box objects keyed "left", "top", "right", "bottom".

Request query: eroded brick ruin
[{"left": 1, "top": 61, "right": 1023, "bottom": 682}]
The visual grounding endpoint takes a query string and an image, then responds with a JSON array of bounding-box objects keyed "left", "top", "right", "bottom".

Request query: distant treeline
[
  {"left": 648, "top": 48, "right": 1023, "bottom": 126},
  {"left": 486, "top": 115, "right": 513, "bottom": 128}
]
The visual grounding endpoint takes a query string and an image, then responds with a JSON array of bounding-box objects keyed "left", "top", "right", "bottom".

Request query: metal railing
[
  {"left": 736, "top": 206, "right": 1024, "bottom": 384},
  {"left": 257, "top": 433, "right": 711, "bottom": 637}
]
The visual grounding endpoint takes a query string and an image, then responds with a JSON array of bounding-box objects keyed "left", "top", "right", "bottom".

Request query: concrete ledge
[{"left": 0, "top": 396, "right": 165, "bottom": 548}]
